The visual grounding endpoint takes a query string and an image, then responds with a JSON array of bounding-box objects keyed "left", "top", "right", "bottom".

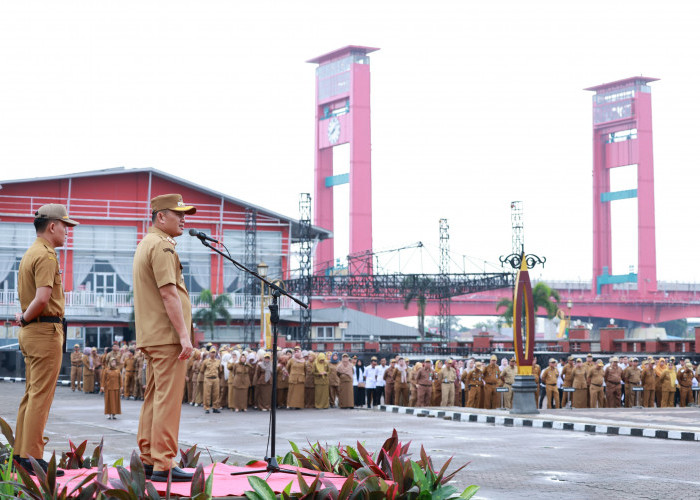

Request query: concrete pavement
[{"left": 1, "top": 382, "right": 699, "bottom": 499}]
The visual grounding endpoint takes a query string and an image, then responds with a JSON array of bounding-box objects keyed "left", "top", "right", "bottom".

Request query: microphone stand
[{"left": 193, "top": 237, "right": 318, "bottom": 478}]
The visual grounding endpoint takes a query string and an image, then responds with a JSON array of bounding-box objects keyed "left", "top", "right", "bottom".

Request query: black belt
[
  {"left": 591, "top": 383, "right": 602, "bottom": 387},
  {"left": 206, "top": 376, "right": 217, "bottom": 379},
  {"left": 27, "top": 316, "right": 62, "bottom": 324}
]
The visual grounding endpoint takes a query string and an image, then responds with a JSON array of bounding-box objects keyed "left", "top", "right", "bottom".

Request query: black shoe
[
  {"left": 143, "top": 464, "right": 154, "bottom": 478},
  {"left": 19, "top": 458, "right": 65, "bottom": 477},
  {"left": 150, "top": 467, "right": 193, "bottom": 482},
  {"left": 204, "top": 410, "right": 210, "bottom": 414},
  {"left": 212, "top": 409, "right": 220, "bottom": 413}
]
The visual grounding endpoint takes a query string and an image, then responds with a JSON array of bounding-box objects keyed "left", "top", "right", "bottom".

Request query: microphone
[{"left": 188, "top": 229, "right": 219, "bottom": 243}]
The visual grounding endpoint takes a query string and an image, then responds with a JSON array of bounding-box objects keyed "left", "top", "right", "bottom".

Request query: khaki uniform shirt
[
  {"left": 440, "top": 365, "right": 456, "bottom": 384},
  {"left": 483, "top": 364, "right": 500, "bottom": 385},
  {"left": 71, "top": 351, "right": 83, "bottom": 366},
  {"left": 500, "top": 365, "right": 517, "bottom": 385},
  {"left": 624, "top": 366, "right": 642, "bottom": 385},
  {"left": 19, "top": 237, "right": 65, "bottom": 317},
  {"left": 604, "top": 365, "right": 622, "bottom": 384},
  {"left": 678, "top": 368, "right": 694, "bottom": 388},
  {"left": 541, "top": 367, "right": 558, "bottom": 385},
  {"left": 588, "top": 366, "right": 604, "bottom": 386},
  {"left": 561, "top": 364, "right": 575, "bottom": 387},
  {"left": 201, "top": 358, "right": 222, "bottom": 378},
  {"left": 133, "top": 226, "right": 192, "bottom": 348}
]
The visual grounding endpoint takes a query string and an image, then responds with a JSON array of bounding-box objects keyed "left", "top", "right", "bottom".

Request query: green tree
[
  {"left": 193, "top": 289, "right": 233, "bottom": 336},
  {"left": 402, "top": 276, "right": 429, "bottom": 339},
  {"left": 496, "top": 282, "right": 561, "bottom": 326}
]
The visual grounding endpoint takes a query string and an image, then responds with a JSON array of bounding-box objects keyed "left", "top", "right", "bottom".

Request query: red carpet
[{"left": 44, "top": 462, "right": 348, "bottom": 496}]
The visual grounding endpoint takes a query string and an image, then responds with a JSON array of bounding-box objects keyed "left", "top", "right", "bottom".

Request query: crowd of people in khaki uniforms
[
  {"left": 69, "top": 342, "right": 149, "bottom": 418},
  {"left": 69, "top": 344, "right": 700, "bottom": 414},
  {"left": 537, "top": 354, "right": 700, "bottom": 410}
]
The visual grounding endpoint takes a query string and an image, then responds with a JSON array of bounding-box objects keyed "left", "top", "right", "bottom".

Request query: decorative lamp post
[
  {"left": 499, "top": 248, "right": 546, "bottom": 414},
  {"left": 258, "top": 262, "right": 269, "bottom": 349}
]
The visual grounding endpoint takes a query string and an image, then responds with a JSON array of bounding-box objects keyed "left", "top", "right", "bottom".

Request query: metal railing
[{"left": 0, "top": 289, "right": 298, "bottom": 316}]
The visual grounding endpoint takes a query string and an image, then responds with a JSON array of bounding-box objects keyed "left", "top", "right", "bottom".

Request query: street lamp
[{"left": 258, "top": 262, "right": 269, "bottom": 349}]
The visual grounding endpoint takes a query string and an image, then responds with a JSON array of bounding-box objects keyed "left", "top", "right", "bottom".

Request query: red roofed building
[{"left": 0, "top": 167, "right": 330, "bottom": 349}]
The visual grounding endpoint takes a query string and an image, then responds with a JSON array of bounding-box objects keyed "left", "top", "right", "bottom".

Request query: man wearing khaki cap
[
  {"left": 133, "top": 193, "right": 196, "bottom": 482},
  {"left": 13, "top": 204, "right": 78, "bottom": 476},
  {"left": 604, "top": 356, "right": 623, "bottom": 408},
  {"left": 541, "top": 358, "right": 560, "bottom": 409},
  {"left": 482, "top": 355, "right": 500, "bottom": 409}
]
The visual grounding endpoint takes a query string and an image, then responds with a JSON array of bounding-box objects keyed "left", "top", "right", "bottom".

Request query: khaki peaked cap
[{"left": 151, "top": 194, "right": 196, "bottom": 215}]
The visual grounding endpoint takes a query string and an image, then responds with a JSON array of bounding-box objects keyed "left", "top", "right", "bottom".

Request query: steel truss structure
[
  {"left": 243, "top": 208, "right": 257, "bottom": 344},
  {"left": 438, "top": 219, "right": 451, "bottom": 338},
  {"left": 298, "top": 193, "right": 312, "bottom": 348},
  {"left": 284, "top": 272, "right": 513, "bottom": 300}
]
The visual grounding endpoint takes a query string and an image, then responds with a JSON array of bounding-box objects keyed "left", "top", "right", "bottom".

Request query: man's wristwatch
[{"left": 20, "top": 315, "right": 28, "bottom": 326}]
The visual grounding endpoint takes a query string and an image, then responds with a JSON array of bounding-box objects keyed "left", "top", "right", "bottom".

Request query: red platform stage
[{"left": 42, "top": 462, "right": 347, "bottom": 497}]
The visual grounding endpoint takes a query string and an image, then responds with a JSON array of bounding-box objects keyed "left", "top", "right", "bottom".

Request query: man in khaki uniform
[
  {"left": 560, "top": 356, "right": 575, "bottom": 407},
  {"left": 416, "top": 359, "right": 433, "bottom": 406},
  {"left": 133, "top": 349, "right": 145, "bottom": 400},
  {"left": 678, "top": 361, "right": 694, "bottom": 407},
  {"left": 500, "top": 357, "right": 517, "bottom": 409},
  {"left": 14, "top": 204, "right": 78, "bottom": 476},
  {"left": 440, "top": 358, "right": 457, "bottom": 406},
  {"left": 541, "top": 359, "right": 560, "bottom": 409},
  {"left": 482, "top": 355, "right": 500, "bottom": 409},
  {"left": 201, "top": 347, "right": 222, "bottom": 414},
  {"left": 587, "top": 360, "right": 606, "bottom": 408},
  {"left": 641, "top": 358, "right": 656, "bottom": 407},
  {"left": 133, "top": 194, "right": 196, "bottom": 482},
  {"left": 604, "top": 356, "right": 623, "bottom": 408},
  {"left": 623, "top": 357, "right": 642, "bottom": 407},
  {"left": 123, "top": 349, "right": 137, "bottom": 399},
  {"left": 70, "top": 344, "right": 83, "bottom": 391}
]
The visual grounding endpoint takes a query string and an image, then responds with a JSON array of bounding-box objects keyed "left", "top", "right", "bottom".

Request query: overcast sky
[{"left": 1, "top": 0, "right": 698, "bottom": 292}]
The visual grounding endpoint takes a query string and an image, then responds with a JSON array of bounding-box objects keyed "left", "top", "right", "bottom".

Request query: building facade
[{"left": 0, "top": 167, "right": 330, "bottom": 349}]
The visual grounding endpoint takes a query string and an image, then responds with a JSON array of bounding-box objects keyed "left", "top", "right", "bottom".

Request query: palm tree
[
  {"left": 193, "top": 289, "right": 233, "bottom": 336},
  {"left": 496, "top": 282, "right": 561, "bottom": 326},
  {"left": 402, "top": 276, "right": 429, "bottom": 338}
]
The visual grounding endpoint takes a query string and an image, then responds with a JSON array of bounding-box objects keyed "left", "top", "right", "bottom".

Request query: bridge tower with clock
[
  {"left": 308, "top": 46, "right": 378, "bottom": 276},
  {"left": 585, "top": 76, "right": 659, "bottom": 296}
]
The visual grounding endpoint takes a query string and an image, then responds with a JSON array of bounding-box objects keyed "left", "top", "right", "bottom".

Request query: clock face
[{"left": 327, "top": 117, "right": 340, "bottom": 145}]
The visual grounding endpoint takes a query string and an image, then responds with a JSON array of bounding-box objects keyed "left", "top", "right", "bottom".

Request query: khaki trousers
[
  {"left": 124, "top": 373, "right": 135, "bottom": 398},
  {"left": 466, "top": 386, "right": 480, "bottom": 407},
  {"left": 417, "top": 385, "right": 431, "bottom": 406},
  {"left": 642, "top": 388, "right": 655, "bottom": 407},
  {"left": 384, "top": 383, "right": 394, "bottom": 405},
  {"left": 203, "top": 377, "right": 220, "bottom": 410},
  {"left": 395, "top": 384, "right": 409, "bottom": 407},
  {"left": 441, "top": 382, "right": 455, "bottom": 406},
  {"left": 15, "top": 323, "right": 63, "bottom": 459},
  {"left": 625, "top": 386, "right": 640, "bottom": 407},
  {"left": 545, "top": 385, "right": 560, "bottom": 409},
  {"left": 679, "top": 386, "right": 692, "bottom": 407},
  {"left": 70, "top": 366, "right": 82, "bottom": 391},
  {"left": 606, "top": 383, "right": 621, "bottom": 408},
  {"left": 590, "top": 385, "right": 604, "bottom": 408},
  {"left": 137, "top": 344, "right": 186, "bottom": 472},
  {"left": 483, "top": 384, "right": 498, "bottom": 409},
  {"left": 661, "top": 390, "right": 674, "bottom": 408},
  {"left": 503, "top": 384, "right": 513, "bottom": 409}
]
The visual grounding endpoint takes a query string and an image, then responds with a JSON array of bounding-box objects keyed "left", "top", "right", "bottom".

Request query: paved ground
[{"left": 2, "top": 382, "right": 699, "bottom": 499}]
